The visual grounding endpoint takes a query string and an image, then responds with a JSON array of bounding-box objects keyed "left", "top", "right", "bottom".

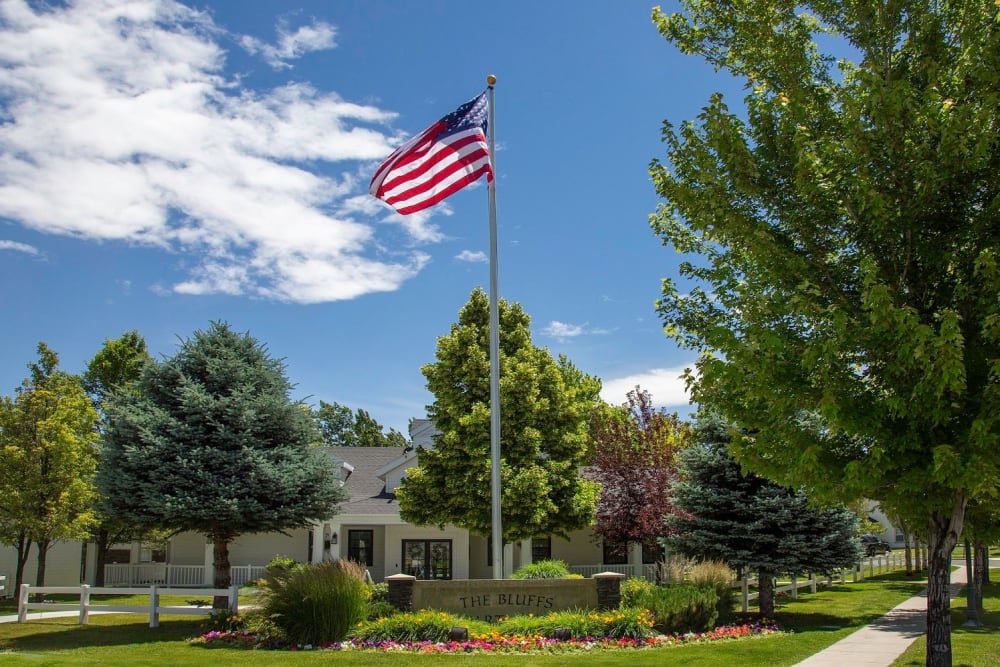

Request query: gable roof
[{"left": 323, "top": 446, "right": 407, "bottom": 515}]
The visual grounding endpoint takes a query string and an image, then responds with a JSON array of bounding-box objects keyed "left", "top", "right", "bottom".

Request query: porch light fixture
[{"left": 331, "top": 531, "right": 338, "bottom": 545}]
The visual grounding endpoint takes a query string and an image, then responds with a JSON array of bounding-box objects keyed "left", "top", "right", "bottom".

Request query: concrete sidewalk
[{"left": 792, "top": 564, "right": 968, "bottom": 667}]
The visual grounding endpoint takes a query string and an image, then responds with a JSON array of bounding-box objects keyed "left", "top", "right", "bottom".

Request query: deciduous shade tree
[
  {"left": 588, "top": 387, "right": 691, "bottom": 558},
  {"left": 313, "top": 400, "right": 408, "bottom": 448},
  {"left": 83, "top": 330, "right": 160, "bottom": 587},
  {"left": 397, "top": 288, "right": 601, "bottom": 544},
  {"left": 664, "top": 413, "right": 860, "bottom": 617},
  {"left": 0, "top": 343, "right": 99, "bottom": 592},
  {"left": 650, "top": 3, "right": 998, "bottom": 664},
  {"left": 98, "top": 322, "right": 345, "bottom": 598}
]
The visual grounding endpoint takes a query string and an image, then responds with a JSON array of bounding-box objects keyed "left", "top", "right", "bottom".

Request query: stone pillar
[
  {"left": 386, "top": 573, "right": 416, "bottom": 612},
  {"left": 593, "top": 571, "right": 626, "bottom": 611}
]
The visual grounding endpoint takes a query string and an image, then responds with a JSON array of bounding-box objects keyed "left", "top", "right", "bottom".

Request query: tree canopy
[
  {"left": 84, "top": 330, "right": 159, "bottom": 587},
  {"left": 397, "top": 288, "right": 601, "bottom": 543},
  {"left": 313, "top": 400, "right": 408, "bottom": 448},
  {"left": 650, "top": 3, "right": 998, "bottom": 663},
  {"left": 588, "top": 387, "right": 691, "bottom": 551},
  {"left": 0, "top": 343, "right": 99, "bottom": 591},
  {"left": 664, "top": 412, "right": 860, "bottom": 617},
  {"left": 98, "top": 322, "right": 345, "bottom": 590}
]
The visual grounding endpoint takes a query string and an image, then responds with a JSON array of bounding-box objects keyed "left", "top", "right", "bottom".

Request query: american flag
[{"left": 369, "top": 92, "right": 493, "bottom": 215}]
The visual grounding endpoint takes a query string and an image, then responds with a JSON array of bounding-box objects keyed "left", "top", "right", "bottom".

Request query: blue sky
[{"left": 0, "top": 0, "right": 741, "bottom": 434}]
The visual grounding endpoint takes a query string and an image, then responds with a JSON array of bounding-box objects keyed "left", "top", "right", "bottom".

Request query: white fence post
[
  {"left": 790, "top": 575, "right": 798, "bottom": 600},
  {"left": 79, "top": 585, "right": 90, "bottom": 624},
  {"left": 741, "top": 578, "right": 749, "bottom": 613},
  {"left": 149, "top": 584, "right": 159, "bottom": 628},
  {"left": 17, "top": 584, "right": 29, "bottom": 623},
  {"left": 229, "top": 585, "right": 239, "bottom": 613}
]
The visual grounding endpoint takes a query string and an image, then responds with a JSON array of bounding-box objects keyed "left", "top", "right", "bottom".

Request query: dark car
[{"left": 860, "top": 534, "right": 893, "bottom": 557}]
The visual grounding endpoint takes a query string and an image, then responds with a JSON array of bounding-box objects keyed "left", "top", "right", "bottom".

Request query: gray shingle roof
[{"left": 322, "top": 446, "right": 409, "bottom": 515}]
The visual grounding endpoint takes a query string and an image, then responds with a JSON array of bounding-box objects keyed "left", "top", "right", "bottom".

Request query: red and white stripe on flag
[{"left": 369, "top": 92, "right": 493, "bottom": 215}]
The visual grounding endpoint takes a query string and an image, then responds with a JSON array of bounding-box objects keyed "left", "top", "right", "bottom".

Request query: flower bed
[{"left": 192, "top": 621, "right": 782, "bottom": 653}]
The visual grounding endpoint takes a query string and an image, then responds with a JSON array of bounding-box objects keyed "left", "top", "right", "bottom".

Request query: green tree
[
  {"left": 397, "top": 288, "right": 601, "bottom": 544},
  {"left": 0, "top": 343, "right": 99, "bottom": 592},
  {"left": 649, "top": 3, "right": 998, "bottom": 663},
  {"left": 313, "top": 400, "right": 409, "bottom": 447},
  {"left": 98, "top": 322, "right": 345, "bottom": 602},
  {"left": 83, "top": 330, "right": 160, "bottom": 587},
  {"left": 664, "top": 412, "right": 861, "bottom": 617}
]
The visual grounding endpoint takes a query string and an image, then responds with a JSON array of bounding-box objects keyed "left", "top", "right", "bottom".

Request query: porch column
[
  {"left": 503, "top": 542, "right": 514, "bottom": 578},
  {"left": 203, "top": 541, "right": 214, "bottom": 585},
  {"left": 521, "top": 538, "right": 533, "bottom": 568},
  {"left": 629, "top": 542, "right": 643, "bottom": 579},
  {"left": 310, "top": 523, "right": 324, "bottom": 564},
  {"left": 327, "top": 523, "right": 342, "bottom": 561}
]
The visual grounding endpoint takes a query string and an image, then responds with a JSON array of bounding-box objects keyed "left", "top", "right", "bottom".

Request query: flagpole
[{"left": 486, "top": 74, "right": 503, "bottom": 579}]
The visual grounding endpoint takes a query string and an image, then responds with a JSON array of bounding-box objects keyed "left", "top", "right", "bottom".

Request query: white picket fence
[
  {"left": 570, "top": 564, "right": 660, "bottom": 581},
  {"left": 103, "top": 563, "right": 266, "bottom": 587},
  {"left": 16, "top": 583, "right": 239, "bottom": 627},
  {"left": 735, "top": 552, "right": 905, "bottom": 612},
  {"left": 0, "top": 574, "right": 6, "bottom": 599}
]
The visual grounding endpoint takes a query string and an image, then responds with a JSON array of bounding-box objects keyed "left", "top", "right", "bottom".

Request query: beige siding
[
  {"left": 228, "top": 530, "right": 308, "bottom": 566},
  {"left": 552, "top": 527, "right": 603, "bottom": 567},
  {"left": 0, "top": 541, "right": 84, "bottom": 590}
]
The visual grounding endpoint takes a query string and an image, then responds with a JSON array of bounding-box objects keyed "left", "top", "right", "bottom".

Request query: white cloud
[
  {"left": 600, "top": 365, "right": 697, "bottom": 412},
  {"left": 0, "top": 239, "right": 40, "bottom": 256},
  {"left": 240, "top": 18, "right": 337, "bottom": 69},
  {"left": 0, "top": 0, "right": 429, "bottom": 304},
  {"left": 455, "top": 250, "right": 487, "bottom": 263},
  {"left": 542, "top": 320, "right": 610, "bottom": 341}
]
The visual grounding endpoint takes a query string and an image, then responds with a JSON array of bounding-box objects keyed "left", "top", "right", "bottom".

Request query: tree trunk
[
  {"left": 212, "top": 527, "right": 234, "bottom": 609},
  {"left": 973, "top": 541, "right": 986, "bottom": 614},
  {"left": 33, "top": 539, "right": 51, "bottom": 603},
  {"left": 924, "top": 499, "right": 965, "bottom": 667},
  {"left": 757, "top": 571, "right": 775, "bottom": 618},
  {"left": 14, "top": 531, "right": 32, "bottom": 593},
  {"left": 904, "top": 533, "right": 914, "bottom": 576},
  {"left": 975, "top": 542, "right": 989, "bottom": 585},
  {"left": 915, "top": 540, "right": 923, "bottom": 573},
  {"left": 94, "top": 528, "right": 110, "bottom": 588}
]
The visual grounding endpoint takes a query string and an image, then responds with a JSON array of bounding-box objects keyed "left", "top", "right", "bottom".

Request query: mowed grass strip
[
  {"left": 891, "top": 570, "right": 1000, "bottom": 667},
  {"left": 0, "top": 570, "right": 926, "bottom": 667}
]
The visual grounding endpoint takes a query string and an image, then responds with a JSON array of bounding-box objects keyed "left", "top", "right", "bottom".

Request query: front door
[{"left": 402, "top": 539, "right": 452, "bottom": 580}]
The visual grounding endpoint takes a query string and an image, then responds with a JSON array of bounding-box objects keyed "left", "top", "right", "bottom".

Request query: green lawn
[
  {"left": 0, "top": 571, "right": 933, "bottom": 666},
  {"left": 891, "top": 571, "right": 1000, "bottom": 667}
]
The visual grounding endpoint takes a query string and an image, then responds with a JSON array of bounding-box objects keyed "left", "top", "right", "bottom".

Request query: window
[
  {"left": 402, "top": 539, "right": 452, "bottom": 579},
  {"left": 531, "top": 536, "right": 552, "bottom": 561},
  {"left": 348, "top": 530, "right": 374, "bottom": 566},
  {"left": 603, "top": 540, "right": 628, "bottom": 565},
  {"left": 642, "top": 540, "right": 663, "bottom": 564}
]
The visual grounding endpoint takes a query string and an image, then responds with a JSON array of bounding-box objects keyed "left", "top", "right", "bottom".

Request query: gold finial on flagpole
[{"left": 487, "top": 74, "right": 497, "bottom": 86}]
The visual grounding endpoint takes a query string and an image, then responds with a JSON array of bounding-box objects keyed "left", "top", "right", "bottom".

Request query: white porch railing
[
  {"left": 569, "top": 564, "right": 659, "bottom": 581},
  {"left": 0, "top": 574, "right": 6, "bottom": 599},
  {"left": 103, "top": 564, "right": 266, "bottom": 587}
]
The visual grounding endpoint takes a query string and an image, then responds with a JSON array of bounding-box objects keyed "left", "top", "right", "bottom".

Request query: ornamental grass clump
[
  {"left": 355, "top": 609, "right": 492, "bottom": 642},
  {"left": 260, "top": 559, "right": 368, "bottom": 645},
  {"left": 687, "top": 560, "right": 736, "bottom": 621},
  {"left": 511, "top": 559, "right": 575, "bottom": 579},
  {"left": 633, "top": 584, "right": 719, "bottom": 634}
]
